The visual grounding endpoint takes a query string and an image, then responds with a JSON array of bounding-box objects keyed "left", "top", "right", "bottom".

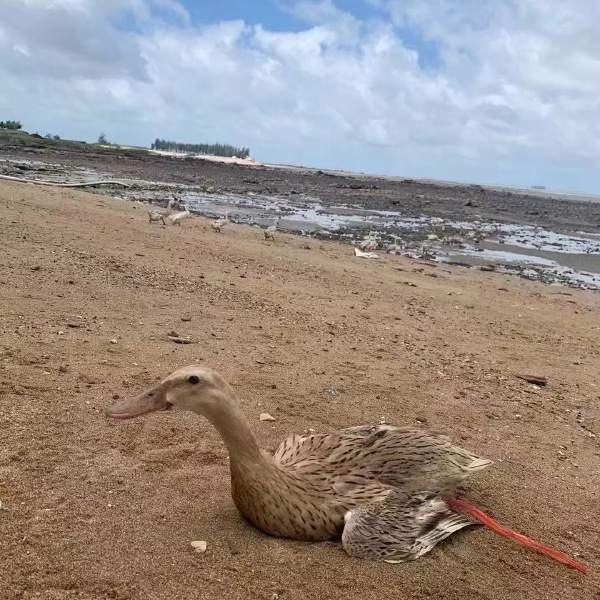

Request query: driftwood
[
  {"left": 515, "top": 374, "right": 548, "bottom": 386},
  {"left": 0, "top": 174, "right": 129, "bottom": 188}
]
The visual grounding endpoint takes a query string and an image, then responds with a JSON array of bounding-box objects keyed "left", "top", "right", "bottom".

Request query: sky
[{"left": 1, "top": 1, "right": 599, "bottom": 194}]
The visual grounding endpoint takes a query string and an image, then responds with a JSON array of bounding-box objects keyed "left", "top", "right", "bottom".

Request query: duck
[
  {"left": 264, "top": 217, "right": 280, "bottom": 241},
  {"left": 147, "top": 209, "right": 166, "bottom": 225},
  {"left": 105, "top": 365, "right": 586, "bottom": 572},
  {"left": 165, "top": 209, "right": 191, "bottom": 226},
  {"left": 211, "top": 211, "right": 230, "bottom": 233}
]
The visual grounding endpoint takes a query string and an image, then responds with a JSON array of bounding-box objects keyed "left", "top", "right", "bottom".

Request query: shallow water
[{"left": 180, "top": 191, "right": 600, "bottom": 290}]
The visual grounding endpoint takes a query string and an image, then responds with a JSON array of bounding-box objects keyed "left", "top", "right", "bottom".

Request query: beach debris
[
  {"left": 167, "top": 332, "right": 193, "bottom": 344},
  {"left": 354, "top": 248, "right": 379, "bottom": 259},
  {"left": 259, "top": 413, "right": 276, "bottom": 422},
  {"left": 190, "top": 540, "right": 207, "bottom": 554},
  {"left": 515, "top": 374, "right": 548, "bottom": 386}
]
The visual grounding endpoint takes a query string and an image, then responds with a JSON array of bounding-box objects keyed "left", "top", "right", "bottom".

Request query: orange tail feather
[{"left": 445, "top": 496, "right": 587, "bottom": 574}]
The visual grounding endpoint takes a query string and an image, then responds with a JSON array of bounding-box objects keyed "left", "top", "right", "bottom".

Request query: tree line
[
  {"left": 151, "top": 138, "right": 250, "bottom": 158},
  {"left": 0, "top": 120, "right": 22, "bottom": 130}
]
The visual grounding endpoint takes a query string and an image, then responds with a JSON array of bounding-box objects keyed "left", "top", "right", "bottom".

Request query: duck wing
[
  {"left": 273, "top": 425, "right": 491, "bottom": 492},
  {"left": 341, "top": 488, "right": 477, "bottom": 563}
]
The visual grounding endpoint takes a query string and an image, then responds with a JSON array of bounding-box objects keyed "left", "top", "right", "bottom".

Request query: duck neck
[{"left": 202, "top": 389, "right": 263, "bottom": 465}]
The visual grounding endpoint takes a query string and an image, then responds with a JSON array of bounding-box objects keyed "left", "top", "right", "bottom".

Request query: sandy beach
[{"left": 1, "top": 176, "right": 598, "bottom": 600}]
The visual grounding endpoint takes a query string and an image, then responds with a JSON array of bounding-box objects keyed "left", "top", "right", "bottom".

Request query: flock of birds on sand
[
  {"left": 144, "top": 195, "right": 280, "bottom": 240},
  {"left": 105, "top": 364, "right": 586, "bottom": 574}
]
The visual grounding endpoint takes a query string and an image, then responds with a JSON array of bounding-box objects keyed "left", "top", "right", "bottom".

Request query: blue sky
[{"left": 1, "top": 0, "right": 599, "bottom": 194}]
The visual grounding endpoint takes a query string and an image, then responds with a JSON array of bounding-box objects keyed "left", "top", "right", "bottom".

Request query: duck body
[{"left": 229, "top": 424, "right": 489, "bottom": 542}]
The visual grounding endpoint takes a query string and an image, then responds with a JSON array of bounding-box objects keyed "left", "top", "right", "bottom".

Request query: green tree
[{"left": 0, "top": 120, "right": 22, "bottom": 130}]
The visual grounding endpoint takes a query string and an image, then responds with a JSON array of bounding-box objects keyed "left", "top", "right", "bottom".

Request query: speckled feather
[{"left": 341, "top": 488, "right": 477, "bottom": 562}]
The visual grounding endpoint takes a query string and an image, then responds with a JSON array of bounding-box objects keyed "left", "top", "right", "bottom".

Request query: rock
[
  {"left": 181, "top": 316, "right": 192, "bottom": 322},
  {"left": 260, "top": 413, "right": 276, "bottom": 422},
  {"left": 190, "top": 540, "right": 207, "bottom": 553},
  {"left": 227, "top": 540, "right": 240, "bottom": 555},
  {"left": 110, "top": 339, "right": 118, "bottom": 344},
  {"left": 480, "top": 265, "right": 496, "bottom": 272},
  {"left": 58, "top": 365, "right": 68, "bottom": 373}
]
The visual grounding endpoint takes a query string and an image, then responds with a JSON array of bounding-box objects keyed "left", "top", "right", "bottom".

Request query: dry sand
[{"left": 1, "top": 180, "right": 598, "bottom": 600}]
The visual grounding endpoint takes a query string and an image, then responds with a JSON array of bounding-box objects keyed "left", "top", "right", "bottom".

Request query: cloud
[{"left": 1, "top": 0, "right": 599, "bottom": 193}]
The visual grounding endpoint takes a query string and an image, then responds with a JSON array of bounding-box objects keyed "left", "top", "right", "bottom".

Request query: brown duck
[{"left": 106, "top": 365, "right": 585, "bottom": 572}]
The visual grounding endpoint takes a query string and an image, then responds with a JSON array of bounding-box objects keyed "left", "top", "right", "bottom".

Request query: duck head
[{"left": 105, "top": 365, "right": 234, "bottom": 420}]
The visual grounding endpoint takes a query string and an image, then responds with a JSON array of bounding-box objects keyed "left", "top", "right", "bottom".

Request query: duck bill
[{"left": 106, "top": 384, "right": 171, "bottom": 419}]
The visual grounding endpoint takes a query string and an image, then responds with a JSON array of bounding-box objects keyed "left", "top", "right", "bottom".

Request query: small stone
[
  {"left": 57, "top": 331, "right": 65, "bottom": 335},
  {"left": 227, "top": 540, "right": 240, "bottom": 555},
  {"left": 260, "top": 413, "right": 276, "bottom": 422},
  {"left": 181, "top": 316, "right": 192, "bottom": 322},
  {"left": 415, "top": 416, "right": 428, "bottom": 424},
  {"left": 112, "top": 394, "right": 120, "bottom": 400},
  {"left": 110, "top": 339, "right": 118, "bottom": 344},
  {"left": 190, "top": 540, "right": 207, "bottom": 553},
  {"left": 58, "top": 365, "right": 68, "bottom": 373}
]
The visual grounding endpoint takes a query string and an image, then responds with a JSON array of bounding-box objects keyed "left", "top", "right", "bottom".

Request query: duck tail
[{"left": 444, "top": 496, "right": 586, "bottom": 574}]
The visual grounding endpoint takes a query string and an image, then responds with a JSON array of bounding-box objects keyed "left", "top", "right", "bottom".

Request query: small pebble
[
  {"left": 260, "top": 413, "right": 276, "bottom": 422},
  {"left": 110, "top": 339, "right": 118, "bottom": 344},
  {"left": 190, "top": 540, "right": 207, "bottom": 553}
]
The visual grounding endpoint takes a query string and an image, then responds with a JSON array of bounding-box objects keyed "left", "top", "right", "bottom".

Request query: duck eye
[{"left": 188, "top": 375, "right": 200, "bottom": 385}]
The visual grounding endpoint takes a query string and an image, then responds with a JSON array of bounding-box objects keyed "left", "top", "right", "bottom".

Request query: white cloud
[{"left": 0, "top": 0, "right": 599, "bottom": 193}]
